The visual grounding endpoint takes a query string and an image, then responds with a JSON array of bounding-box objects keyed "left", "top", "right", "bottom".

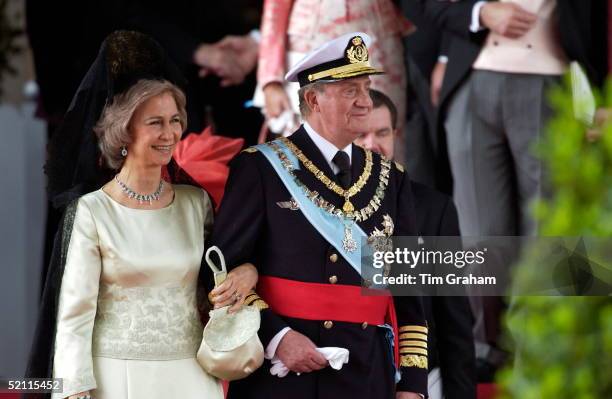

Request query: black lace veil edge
[{"left": 23, "top": 200, "right": 78, "bottom": 399}]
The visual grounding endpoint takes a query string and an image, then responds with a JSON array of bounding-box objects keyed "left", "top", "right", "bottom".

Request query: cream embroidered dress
[{"left": 51, "top": 185, "right": 222, "bottom": 399}]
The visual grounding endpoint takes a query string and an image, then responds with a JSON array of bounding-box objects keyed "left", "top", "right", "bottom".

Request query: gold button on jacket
[
  {"left": 323, "top": 320, "right": 334, "bottom": 329},
  {"left": 329, "top": 253, "right": 338, "bottom": 263},
  {"left": 328, "top": 275, "right": 338, "bottom": 284}
]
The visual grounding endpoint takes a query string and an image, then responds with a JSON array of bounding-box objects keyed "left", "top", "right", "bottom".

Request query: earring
[{"left": 121, "top": 146, "right": 128, "bottom": 157}]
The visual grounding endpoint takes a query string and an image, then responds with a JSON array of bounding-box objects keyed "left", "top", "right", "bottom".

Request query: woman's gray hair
[
  {"left": 94, "top": 79, "right": 187, "bottom": 170},
  {"left": 298, "top": 81, "right": 326, "bottom": 117}
]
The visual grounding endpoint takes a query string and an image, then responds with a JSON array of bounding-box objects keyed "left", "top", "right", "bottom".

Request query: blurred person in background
[
  {"left": 403, "top": 0, "right": 608, "bottom": 381},
  {"left": 399, "top": 0, "right": 454, "bottom": 194},
  {"left": 355, "top": 89, "right": 476, "bottom": 399}
]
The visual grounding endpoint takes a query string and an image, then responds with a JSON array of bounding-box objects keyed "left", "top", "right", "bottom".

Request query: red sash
[{"left": 258, "top": 276, "right": 399, "bottom": 368}]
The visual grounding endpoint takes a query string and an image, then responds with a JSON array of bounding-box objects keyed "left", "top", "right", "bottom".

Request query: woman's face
[{"left": 127, "top": 92, "right": 182, "bottom": 168}]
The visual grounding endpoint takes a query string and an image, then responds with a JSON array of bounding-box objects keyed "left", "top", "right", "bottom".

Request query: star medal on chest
[{"left": 342, "top": 224, "right": 358, "bottom": 253}]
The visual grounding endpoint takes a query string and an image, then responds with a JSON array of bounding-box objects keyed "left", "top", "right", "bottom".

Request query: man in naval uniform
[{"left": 206, "top": 32, "right": 428, "bottom": 399}]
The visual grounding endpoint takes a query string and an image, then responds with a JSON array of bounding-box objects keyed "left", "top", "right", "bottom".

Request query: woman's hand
[
  {"left": 263, "top": 82, "right": 291, "bottom": 118},
  {"left": 69, "top": 391, "right": 91, "bottom": 399},
  {"left": 209, "top": 263, "right": 258, "bottom": 313}
]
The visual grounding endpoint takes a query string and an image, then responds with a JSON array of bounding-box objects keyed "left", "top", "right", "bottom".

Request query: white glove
[{"left": 270, "top": 347, "right": 349, "bottom": 378}]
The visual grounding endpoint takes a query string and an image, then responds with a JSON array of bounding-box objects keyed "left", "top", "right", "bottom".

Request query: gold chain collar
[
  {"left": 268, "top": 140, "right": 391, "bottom": 222},
  {"left": 280, "top": 137, "right": 372, "bottom": 213}
]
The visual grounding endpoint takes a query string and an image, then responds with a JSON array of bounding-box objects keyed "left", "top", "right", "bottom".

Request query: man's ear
[{"left": 304, "top": 88, "right": 321, "bottom": 113}]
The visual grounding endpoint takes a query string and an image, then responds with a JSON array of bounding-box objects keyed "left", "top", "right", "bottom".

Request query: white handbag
[{"left": 196, "top": 246, "right": 264, "bottom": 381}]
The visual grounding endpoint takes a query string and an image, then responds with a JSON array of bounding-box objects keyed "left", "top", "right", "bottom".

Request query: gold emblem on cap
[{"left": 346, "top": 36, "right": 369, "bottom": 64}]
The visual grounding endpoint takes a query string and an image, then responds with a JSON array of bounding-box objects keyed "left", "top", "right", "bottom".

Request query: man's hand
[
  {"left": 263, "top": 82, "right": 292, "bottom": 118},
  {"left": 430, "top": 61, "right": 447, "bottom": 106},
  {"left": 216, "top": 35, "right": 259, "bottom": 79},
  {"left": 193, "top": 34, "right": 258, "bottom": 87},
  {"left": 396, "top": 392, "right": 422, "bottom": 399},
  {"left": 275, "top": 330, "right": 328, "bottom": 373},
  {"left": 480, "top": 2, "right": 537, "bottom": 39},
  {"left": 193, "top": 43, "right": 244, "bottom": 85}
]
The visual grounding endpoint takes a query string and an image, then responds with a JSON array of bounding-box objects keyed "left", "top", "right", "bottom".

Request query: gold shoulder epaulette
[
  {"left": 394, "top": 161, "right": 405, "bottom": 173},
  {"left": 241, "top": 147, "right": 258, "bottom": 154}
]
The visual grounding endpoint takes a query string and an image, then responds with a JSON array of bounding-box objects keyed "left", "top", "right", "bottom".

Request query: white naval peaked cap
[{"left": 285, "top": 32, "right": 385, "bottom": 87}]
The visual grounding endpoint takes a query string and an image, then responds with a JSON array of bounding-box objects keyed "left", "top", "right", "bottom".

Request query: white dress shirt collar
[{"left": 303, "top": 121, "right": 352, "bottom": 174}]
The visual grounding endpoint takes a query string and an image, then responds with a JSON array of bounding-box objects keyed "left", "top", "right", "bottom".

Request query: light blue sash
[{"left": 257, "top": 140, "right": 373, "bottom": 277}]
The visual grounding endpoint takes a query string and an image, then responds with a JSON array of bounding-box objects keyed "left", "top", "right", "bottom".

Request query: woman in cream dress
[{"left": 51, "top": 77, "right": 258, "bottom": 399}]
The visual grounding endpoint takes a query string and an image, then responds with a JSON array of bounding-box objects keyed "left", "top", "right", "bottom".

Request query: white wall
[{"left": 0, "top": 102, "right": 46, "bottom": 379}]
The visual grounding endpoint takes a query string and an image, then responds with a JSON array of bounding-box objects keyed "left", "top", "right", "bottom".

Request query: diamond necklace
[{"left": 114, "top": 175, "right": 164, "bottom": 205}]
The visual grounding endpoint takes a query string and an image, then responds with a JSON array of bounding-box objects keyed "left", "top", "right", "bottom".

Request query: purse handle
[{"left": 206, "top": 246, "right": 227, "bottom": 287}]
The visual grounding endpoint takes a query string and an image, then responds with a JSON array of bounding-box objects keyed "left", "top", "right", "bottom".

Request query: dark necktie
[{"left": 332, "top": 150, "right": 351, "bottom": 189}]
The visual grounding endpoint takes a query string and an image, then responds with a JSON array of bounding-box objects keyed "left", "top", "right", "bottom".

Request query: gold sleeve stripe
[
  {"left": 241, "top": 147, "right": 258, "bottom": 153},
  {"left": 400, "top": 354, "right": 428, "bottom": 369},
  {"left": 399, "top": 340, "right": 428, "bottom": 349},
  {"left": 247, "top": 299, "right": 269, "bottom": 311},
  {"left": 244, "top": 290, "right": 261, "bottom": 303},
  {"left": 399, "top": 333, "right": 427, "bottom": 341},
  {"left": 399, "top": 325, "right": 428, "bottom": 334},
  {"left": 400, "top": 347, "right": 428, "bottom": 356}
]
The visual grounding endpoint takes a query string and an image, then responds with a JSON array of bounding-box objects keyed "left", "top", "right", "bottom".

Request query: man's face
[
  {"left": 315, "top": 76, "right": 373, "bottom": 143},
  {"left": 354, "top": 105, "right": 396, "bottom": 159}
]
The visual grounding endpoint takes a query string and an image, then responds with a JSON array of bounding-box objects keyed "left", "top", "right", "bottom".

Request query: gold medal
[{"left": 342, "top": 200, "right": 354, "bottom": 213}]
